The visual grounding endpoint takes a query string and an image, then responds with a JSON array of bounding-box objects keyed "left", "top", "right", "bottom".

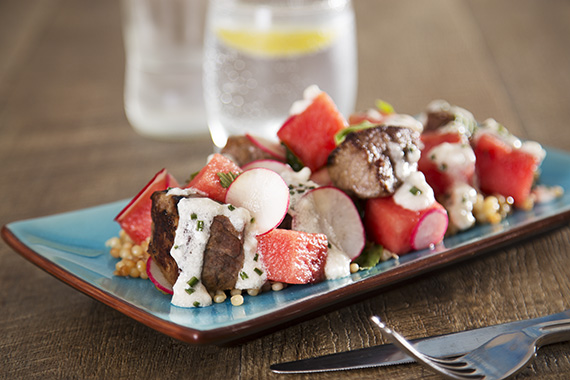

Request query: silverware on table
[
  {"left": 270, "top": 309, "right": 570, "bottom": 374},
  {"left": 371, "top": 313, "right": 570, "bottom": 380}
]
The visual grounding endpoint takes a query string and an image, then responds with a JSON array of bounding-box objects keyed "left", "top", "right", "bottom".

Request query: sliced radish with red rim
[{"left": 225, "top": 168, "right": 290, "bottom": 236}]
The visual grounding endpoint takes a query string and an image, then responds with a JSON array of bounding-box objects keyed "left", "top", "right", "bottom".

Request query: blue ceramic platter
[{"left": 3, "top": 147, "right": 570, "bottom": 345}]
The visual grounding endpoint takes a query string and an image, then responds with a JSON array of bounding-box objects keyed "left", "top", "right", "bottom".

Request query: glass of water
[
  {"left": 203, "top": 0, "right": 358, "bottom": 149},
  {"left": 122, "top": 0, "right": 209, "bottom": 139}
]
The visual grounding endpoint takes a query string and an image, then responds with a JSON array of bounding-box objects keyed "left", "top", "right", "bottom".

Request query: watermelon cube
[
  {"left": 115, "top": 168, "right": 180, "bottom": 244},
  {"left": 257, "top": 229, "right": 328, "bottom": 284},
  {"left": 277, "top": 92, "right": 347, "bottom": 171},
  {"left": 418, "top": 131, "right": 474, "bottom": 196},
  {"left": 364, "top": 195, "right": 448, "bottom": 255},
  {"left": 186, "top": 153, "right": 243, "bottom": 203},
  {"left": 473, "top": 132, "right": 541, "bottom": 208}
]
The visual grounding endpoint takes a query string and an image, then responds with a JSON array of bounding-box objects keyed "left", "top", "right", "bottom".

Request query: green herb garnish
[
  {"left": 284, "top": 145, "right": 305, "bottom": 172},
  {"left": 254, "top": 268, "right": 263, "bottom": 276},
  {"left": 196, "top": 220, "right": 204, "bottom": 231},
  {"left": 375, "top": 99, "right": 396, "bottom": 115},
  {"left": 193, "top": 301, "right": 201, "bottom": 307},
  {"left": 185, "top": 288, "right": 196, "bottom": 295},
  {"left": 354, "top": 243, "right": 384, "bottom": 270},
  {"left": 217, "top": 172, "right": 239, "bottom": 188},
  {"left": 253, "top": 253, "right": 259, "bottom": 262},
  {"left": 334, "top": 120, "right": 376, "bottom": 145},
  {"left": 228, "top": 204, "right": 235, "bottom": 211},
  {"left": 240, "top": 271, "right": 249, "bottom": 280},
  {"left": 187, "top": 276, "right": 199, "bottom": 287},
  {"left": 191, "top": 213, "right": 197, "bottom": 220},
  {"left": 410, "top": 186, "right": 422, "bottom": 196}
]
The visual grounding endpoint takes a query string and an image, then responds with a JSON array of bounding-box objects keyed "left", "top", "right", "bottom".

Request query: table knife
[{"left": 270, "top": 309, "right": 570, "bottom": 374}]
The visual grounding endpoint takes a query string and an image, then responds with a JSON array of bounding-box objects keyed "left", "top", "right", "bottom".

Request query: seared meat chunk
[
  {"left": 425, "top": 109, "right": 455, "bottom": 132},
  {"left": 423, "top": 100, "right": 477, "bottom": 136},
  {"left": 148, "top": 190, "right": 247, "bottom": 294},
  {"left": 328, "top": 126, "right": 421, "bottom": 199},
  {"left": 201, "top": 215, "right": 244, "bottom": 291},
  {"left": 148, "top": 191, "right": 185, "bottom": 286},
  {"left": 220, "top": 135, "right": 275, "bottom": 167}
]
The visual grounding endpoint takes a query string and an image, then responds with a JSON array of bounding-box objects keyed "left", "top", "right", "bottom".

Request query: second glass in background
[{"left": 203, "top": 0, "right": 358, "bottom": 149}]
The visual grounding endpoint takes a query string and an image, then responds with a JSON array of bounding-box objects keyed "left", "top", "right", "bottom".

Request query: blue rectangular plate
[{"left": 3, "top": 147, "right": 570, "bottom": 345}]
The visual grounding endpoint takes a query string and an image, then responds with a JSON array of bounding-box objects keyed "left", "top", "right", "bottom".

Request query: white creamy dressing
[
  {"left": 388, "top": 141, "right": 421, "bottom": 180},
  {"left": 475, "top": 118, "right": 546, "bottom": 163},
  {"left": 169, "top": 195, "right": 262, "bottom": 308},
  {"left": 445, "top": 183, "right": 478, "bottom": 231},
  {"left": 382, "top": 113, "right": 424, "bottom": 133},
  {"left": 278, "top": 166, "right": 320, "bottom": 212},
  {"left": 393, "top": 171, "right": 435, "bottom": 211},
  {"left": 324, "top": 245, "right": 351, "bottom": 280},
  {"left": 428, "top": 142, "right": 475, "bottom": 178},
  {"left": 289, "top": 85, "right": 323, "bottom": 115}
]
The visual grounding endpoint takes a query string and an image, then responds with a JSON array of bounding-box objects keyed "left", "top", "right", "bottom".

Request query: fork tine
[{"left": 370, "top": 316, "right": 476, "bottom": 380}]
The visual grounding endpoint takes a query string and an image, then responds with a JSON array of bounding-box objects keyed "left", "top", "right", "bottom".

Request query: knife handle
[{"left": 524, "top": 309, "right": 570, "bottom": 346}]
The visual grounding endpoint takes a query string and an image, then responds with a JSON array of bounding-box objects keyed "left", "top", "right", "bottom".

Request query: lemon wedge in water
[{"left": 216, "top": 28, "right": 337, "bottom": 58}]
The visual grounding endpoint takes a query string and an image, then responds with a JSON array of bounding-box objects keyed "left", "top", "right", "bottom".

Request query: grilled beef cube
[
  {"left": 425, "top": 110, "right": 455, "bottom": 132},
  {"left": 201, "top": 215, "right": 244, "bottom": 292},
  {"left": 220, "top": 135, "right": 275, "bottom": 167},
  {"left": 328, "top": 126, "right": 421, "bottom": 199},
  {"left": 148, "top": 191, "right": 184, "bottom": 286}
]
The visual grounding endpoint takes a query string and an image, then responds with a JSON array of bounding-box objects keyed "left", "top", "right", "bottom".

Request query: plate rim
[{"left": 4, "top": 206, "right": 570, "bottom": 346}]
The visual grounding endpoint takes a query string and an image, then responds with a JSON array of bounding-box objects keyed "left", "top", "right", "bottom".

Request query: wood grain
[{"left": 1, "top": 0, "right": 570, "bottom": 379}]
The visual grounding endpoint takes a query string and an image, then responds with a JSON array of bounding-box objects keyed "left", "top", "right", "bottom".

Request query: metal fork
[{"left": 371, "top": 314, "right": 570, "bottom": 380}]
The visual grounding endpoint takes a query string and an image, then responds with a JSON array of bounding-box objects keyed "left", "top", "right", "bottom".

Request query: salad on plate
[{"left": 106, "top": 85, "right": 563, "bottom": 309}]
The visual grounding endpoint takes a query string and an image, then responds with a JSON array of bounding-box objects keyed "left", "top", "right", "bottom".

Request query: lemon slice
[{"left": 216, "top": 28, "right": 337, "bottom": 58}]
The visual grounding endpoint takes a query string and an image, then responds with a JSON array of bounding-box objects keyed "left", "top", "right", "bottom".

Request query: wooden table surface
[{"left": 2, "top": 0, "right": 570, "bottom": 379}]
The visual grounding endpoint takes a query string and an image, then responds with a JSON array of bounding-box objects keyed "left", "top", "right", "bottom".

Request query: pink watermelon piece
[
  {"left": 257, "top": 229, "right": 328, "bottom": 284},
  {"left": 115, "top": 168, "right": 180, "bottom": 244}
]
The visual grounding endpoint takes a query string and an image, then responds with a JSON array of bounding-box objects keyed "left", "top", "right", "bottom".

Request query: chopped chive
[
  {"left": 185, "top": 288, "right": 195, "bottom": 295},
  {"left": 254, "top": 268, "right": 263, "bottom": 276},
  {"left": 430, "top": 154, "right": 436, "bottom": 160},
  {"left": 253, "top": 253, "right": 259, "bottom": 262},
  {"left": 440, "top": 163, "right": 448, "bottom": 171},
  {"left": 187, "top": 276, "right": 199, "bottom": 287},
  {"left": 173, "top": 245, "right": 179, "bottom": 249},
  {"left": 250, "top": 217, "right": 255, "bottom": 224},
  {"left": 240, "top": 271, "right": 249, "bottom": 280},
  {"left": 191, "top": 213, "right": 197, "bottom": 220},
  {"left": 410, "top": 186, "right": 422, "bottom": 196},
  {"left": 193, "top": 301, "right": 201, "bottom": 307},
  {"left": 228, "top": 204, "right": 235, "bottom": 211},
  {"left": 196, "top": 220, "right": 204, "bottom": 231}
]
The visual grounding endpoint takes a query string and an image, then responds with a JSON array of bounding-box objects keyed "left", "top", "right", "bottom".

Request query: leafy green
[
  {"left": 354, "top": 243, "right": 384, "bottom": 269},
  {"left": 375, "top": 99, "right": 396, "bottom": 115},
  {"left": 284, "top": 145, "right": 305, "bottom": 172},
  {"left": 334, "top": 120, "right": 376, "bottom": 145}
]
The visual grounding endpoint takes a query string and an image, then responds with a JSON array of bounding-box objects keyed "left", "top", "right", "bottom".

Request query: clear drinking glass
[
  {"left": 203, "top": 0, "right": 358, "bottom": 148},
  {"left": 122, "top": 0, "right": 209, "bottom": 139}
]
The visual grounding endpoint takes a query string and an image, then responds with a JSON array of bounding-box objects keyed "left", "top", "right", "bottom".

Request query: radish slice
[
  {"left": 292, "top": 186, "right": 365, "bottom": 260},
  {"left": 146, "top": 257, "right": 173, "bottom": 295},
  {"left": 410, "top": 208, "right": 448, "bottom": 251},
  {"left": 310, "top": 166, "right": 332, "bottom": 186},
  {"left": 245, "top": 133, "right": 286, "bottom": 160},
  {"left": 241, "top": 159, "right": 294, "bottom": 175},
  {"left": 225, "top": 168, "right": 290, "bottom": 235}
]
